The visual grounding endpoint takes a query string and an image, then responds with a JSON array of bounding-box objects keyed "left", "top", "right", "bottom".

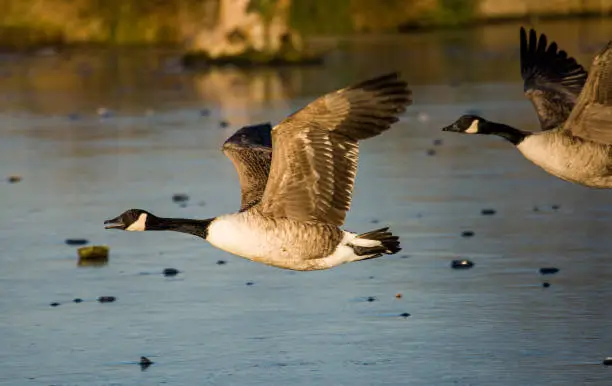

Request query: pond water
[{"left": 2, "top": 19, "right": 612, "bottom": 385}]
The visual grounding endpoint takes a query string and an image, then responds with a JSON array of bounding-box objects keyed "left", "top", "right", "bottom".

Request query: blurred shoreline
[{"left": 2, "top": 0, "right": 612, "bottom": 52}]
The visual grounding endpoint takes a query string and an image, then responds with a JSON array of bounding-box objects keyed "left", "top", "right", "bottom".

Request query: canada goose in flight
[
  {"left": 105, "top": 73, "right": 411, "bottom": 270},
  {"left": 443, "top": 28, "right": 612, "bottom": 188}
]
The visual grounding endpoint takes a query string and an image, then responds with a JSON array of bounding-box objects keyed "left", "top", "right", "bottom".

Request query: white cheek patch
[
  {"left": 465, "top": 120, "right": 479, "bottom": 134},
  {"left": 126, "top": 213, "right": 148, "bottom": 231}
]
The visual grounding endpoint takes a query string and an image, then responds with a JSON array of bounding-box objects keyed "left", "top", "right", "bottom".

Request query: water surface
[{"left": 1, "top": 19, "right": 612, "bottom": 386}]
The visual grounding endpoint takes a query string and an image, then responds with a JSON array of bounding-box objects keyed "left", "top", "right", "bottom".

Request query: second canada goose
[
  {"left": 104, "top": 73, "right": 411, "bottom": 271},
  {"left": 443, "top": 28, "right": 612, "bottom": 188}
]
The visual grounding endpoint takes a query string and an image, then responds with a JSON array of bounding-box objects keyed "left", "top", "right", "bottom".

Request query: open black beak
[
  {"left": 104, "top": 216, "right": 125, "bottom": 230},
  {"left": 442, "top": 123, "right": 462, "bottom": 132}
]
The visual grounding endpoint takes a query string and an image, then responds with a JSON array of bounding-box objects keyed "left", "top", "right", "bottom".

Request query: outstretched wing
[
  {"left": 258, "top": 73, "right": 412, "bottom": 226},
  {"left": 520, "top": 27, "right": 588, "bottom": 131},
  {"left": 222, "top": 123, "right": 273, "bottom": 211},
  {"left": 563, "top": 41, "right": 612, "bottom": 145}
]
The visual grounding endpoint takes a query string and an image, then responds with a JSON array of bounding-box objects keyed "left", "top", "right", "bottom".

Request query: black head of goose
[
  {"left": 442, "top": 114, "right": 529, "bottom": 145},
  {"left": 442, "top": 27, "right": 612, "bottom": 188},
  {"left": 223, "top": 122, "right": 272, "bottom": 149},
  {"left": 106, "top": 73, "right": 411, "bottom": 270},
  {"left": 104, "top": 209, "right": 212, "bottom": 238}
]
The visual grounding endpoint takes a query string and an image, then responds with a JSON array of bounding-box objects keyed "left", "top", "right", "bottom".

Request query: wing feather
[
  {"left": 563, "top": 42, "right": 612, "bottom": 145},
  {"left": 258, "top": 73, "right": 411, "bottom": 226},
  {"left": 520, "top": 27, "right": 588, "bottom": 131}
]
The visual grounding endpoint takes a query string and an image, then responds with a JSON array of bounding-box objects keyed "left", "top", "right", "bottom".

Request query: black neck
[
  {"left": 483, "top": 121, "right": 529, "bottom": 145},
  {"left": 147, "top": 217, "right": 213, "bottom": 239}
]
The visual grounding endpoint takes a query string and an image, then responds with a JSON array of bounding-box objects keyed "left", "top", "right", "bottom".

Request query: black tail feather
[{"left": 351, "top": 227, "right": 401, "bottom": 256}]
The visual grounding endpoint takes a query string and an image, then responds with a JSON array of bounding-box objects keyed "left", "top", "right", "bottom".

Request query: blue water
[{"left": 2, "top": 20, "right": 612, "bottom": 385}]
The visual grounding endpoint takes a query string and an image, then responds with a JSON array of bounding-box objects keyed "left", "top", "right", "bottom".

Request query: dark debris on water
[
  {"left": 216, "top": 260, "right": 226, "bottom": 265},
  {"left": 140, "top": 356, "right": 153, "bottom": 370},
  {"left": 399, "top": 312, "right": 411, "bottom": 318},
  {"left": 542, "top": 282, "right": 551, "bottom": 288},
  {"left": 51, "top": 298, "right": 108, "bottom": 306},
  {"left": 163, "top": 268, "right": 180, "bottom": 277},
  {"left": 461, "top": 231, "right": 475, "bottom": 238},
  {"left": 481, "top": 209, "right": 496, "bottom": 215},
  {"left": 65, "top": 238, "right": 89, "bottom": 246},
  {"left": 172, "top": 193, "right": 189, "bottom": 203},
  {"left": 7, "top": 175, "right": 22, "bottom": 183},
  {"left": 451, "top": 259, "right": 474, "bottom": 269},
  {"left": 539, "top": 267, "right": 559, "bottom": 275},
  {"left": 532, "top": 205, "right": 560, "bottom": 212}
]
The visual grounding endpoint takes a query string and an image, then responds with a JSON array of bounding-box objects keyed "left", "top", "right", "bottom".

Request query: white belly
[
  {"left": 517, "top": 134, "right": 612, "bottom": 188},
  {"left": 206, "top": 214, "right": 282, "bottom": 261}
]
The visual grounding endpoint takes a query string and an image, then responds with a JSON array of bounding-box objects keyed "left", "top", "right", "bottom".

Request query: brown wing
[
  {"left": 520, "top": 27, "right": 588, "bottom": 131},
  {"left": 562, "top": 41, "right": 612, "bottom": 145},
  {"left": 258, "top": 73, "right": 412, "bottom": 226},
  {"left": 222, "top": 123, "right": 273, "bottom": 211}
]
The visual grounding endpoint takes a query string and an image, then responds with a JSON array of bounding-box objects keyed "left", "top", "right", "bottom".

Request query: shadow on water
[{"left": 2, "top": 19, "right": 612, "bottom": 386}]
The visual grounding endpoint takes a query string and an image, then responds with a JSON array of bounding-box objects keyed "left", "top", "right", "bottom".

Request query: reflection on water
[
  {"left": 1, "top": 19, "right": 610, "bottom": 118},
  {"left": 192, "top": 69, "right": 295, "bottom": 123},
  {"left": 77, "top": 259, "right": 108, "bottom": 268},
  {"left": 2, "top": 19, "right": 612, "bottom": 386}
]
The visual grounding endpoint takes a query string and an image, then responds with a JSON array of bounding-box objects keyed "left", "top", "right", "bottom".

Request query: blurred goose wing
[
  {"left": 258, "top": 73, "right": 411, "bottom": 226},
  {"left": 222, "top": 123, "right": 273, "bottom": 211},
  {"left": 520, "top": 27, "right": 588, "bottom": 131},
  {"left": 563, "top": 41, "right": 612, "bottom": 144}
]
